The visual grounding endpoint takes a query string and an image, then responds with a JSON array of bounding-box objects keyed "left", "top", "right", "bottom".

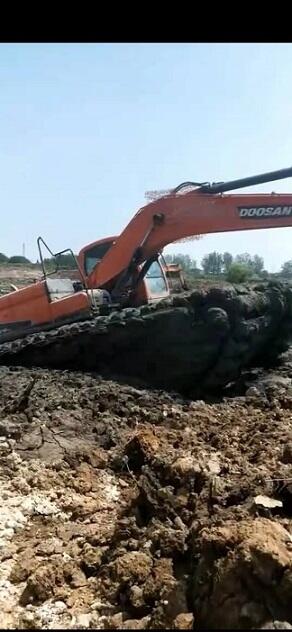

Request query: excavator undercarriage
[{"left": 0, "top": 281, "right": 292, "bottom": 397}]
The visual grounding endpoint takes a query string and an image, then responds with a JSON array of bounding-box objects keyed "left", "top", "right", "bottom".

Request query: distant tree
[
  {"left": 251, "top": 254, "right": 264, "bottom": 275},
  {"left": 280, "top": 260, "right": 292, "bottom": 277},
  {"left": 164, "top": 253, "right": 195, "bottom": 271},
  {"left": 235, "top": 253, "right": 253, "bottom": 268},
  {"left": 9, "top": 255, "right": 31, "bottom": 264},
  {"left": 201, "top": 252, "right": 223, "bottom": 275},
  {"left": 0, "top": 253, "right": 8, "bottom": 263},
  {"left": 222, "top": 252, "right": 233, "bottom": 273},
  {"left": 235, "top": 253, "right": 265, "bottom": 276},
  {"left": 226, "top": 263, "right": 252, "bottom": 284}
]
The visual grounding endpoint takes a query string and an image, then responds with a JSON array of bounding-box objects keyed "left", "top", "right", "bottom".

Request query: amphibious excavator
[{"left": 1, "top": 166, "right": 292, "bottom": 392}]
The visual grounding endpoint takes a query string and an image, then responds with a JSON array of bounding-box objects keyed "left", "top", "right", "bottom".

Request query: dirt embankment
[{"left": 0, "top": 366, "right": 292, "bottom": 629}]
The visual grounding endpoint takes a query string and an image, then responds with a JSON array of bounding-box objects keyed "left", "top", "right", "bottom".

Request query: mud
[
  {"left": 2, "top": 281, "right": 292, "bottom": 397},
  {"left": 0, "top": 364, "right": 292, "bottom": 628}
]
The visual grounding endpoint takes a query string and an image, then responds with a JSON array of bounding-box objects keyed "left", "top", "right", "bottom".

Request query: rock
[
  {"left": 124, "top": 429, "right": 160, "bottom": 469},
  {"left": 65, "top": 566, "right": 87, "bottom": 588},
  {"left": 129, "top": 585, "right": 144, "bottom": 608},
  {"left": 172, "top": 456, "right": 201, "bottom": 478},
  {"left": 54, "top": 600, "right": 67, "bottom": 611},
  {"left": 20, "top": 561, "right": 64, "bottom": 604},
  {"left": 246, "top": 386, "right": 264, "bottom": 399},
  {"left": 173, "top": 612, "right": 194, "bottom": 629},
  {"left": 253, "top": 495, "right": 283, "bottom": 509},
  {"left": 82, "top": 542, "right": 104, "bottom": 568},
  {"left": 260, "top": 623, "right": 292, "bottom": 630},
  {"left": 73, "top": 613, "right": 91, "bottom": 628},
  {"left": 21, "top": 495, "right": 61, "bottom": 517},
  {"left": 0, "top": 542, "right": 17, "bottom": 561},
  {"left": 113, "top": 551, "right": 152, "bottom": 584},
  {"left": 35, "top": 537, "right": 63, "bottom": 556},
  {"left": 122, "top": 616, "right": 151, "bottom": 629},
  {"left": 105, "top": 612, "right": 124, "bottom": 628},
  {"left": 10, "top": 549, "right": 38, "bottom": 583},
  {"left": 174, "top": 516, "right": 186, "bottom": 531},
  {"left": 206, "top": 455, "right": 221, "bottom": 475},
  {"left": 18, "top": 610, "right": 41, "bottom": 628},
  {"left": 192, "top": 518, "right": 292, "bottom": 629},
  {"left": 262, "top": 375, "right": 292, "bottom": 391}
]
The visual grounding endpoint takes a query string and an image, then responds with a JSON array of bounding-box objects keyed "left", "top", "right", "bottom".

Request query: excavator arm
[{"left": 88, "top": 166, "right": 292, "bottom": 290}]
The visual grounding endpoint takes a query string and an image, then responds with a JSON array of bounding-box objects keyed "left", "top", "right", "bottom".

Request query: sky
[{"left": 1, "top": 43, "right": 292, "bottom": 272}]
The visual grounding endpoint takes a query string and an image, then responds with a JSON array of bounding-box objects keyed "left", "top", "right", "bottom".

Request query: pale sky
[{"left": 1, "top": 43, "right": 292, "bottom": 272}]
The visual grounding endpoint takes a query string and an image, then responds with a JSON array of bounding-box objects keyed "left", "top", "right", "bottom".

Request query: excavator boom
[{"left": 88, "top": 167, "right": 292, "bottom": 290}]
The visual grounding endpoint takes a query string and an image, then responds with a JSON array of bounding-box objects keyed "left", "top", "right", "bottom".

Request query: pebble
[
  {"left": 174, "top": 516, "right": 186, "bottom": 531},
  {"left": 90, "top": 599, "right": 112, "bottom": 611}
]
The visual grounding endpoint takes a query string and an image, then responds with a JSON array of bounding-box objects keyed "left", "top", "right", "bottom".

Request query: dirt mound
[
  {"left": 193, "top": 519, "right": 292, "bottom": 629},
  {"left": 0, "top": 366, "right": 292, "bottom": 628}
]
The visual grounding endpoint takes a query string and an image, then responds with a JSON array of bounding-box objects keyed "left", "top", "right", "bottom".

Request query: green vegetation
[
  {"left": 279, "top": 260, "right": 292, "bottom": 278},
  {"left": 226, "top": 263, "right": 252, "bottom": 284},
  {"left": 8, "top": 255, "right": 32, "bottom": 264},
  {"left": 43, "top": 253, "right": 77, "bottom": 272},
  {"left": 0, "top": 252, "right": 77, "bottom": 270}
]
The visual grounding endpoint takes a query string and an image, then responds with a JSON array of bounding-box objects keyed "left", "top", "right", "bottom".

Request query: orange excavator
[{"left": 1, "top": 165, "right": 292, "bottom": 371}]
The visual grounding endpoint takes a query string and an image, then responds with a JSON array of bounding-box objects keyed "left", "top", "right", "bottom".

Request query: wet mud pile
[
  {"left": 1, "top": 365, "right": 292, "bottom": 628},
  {"left": 1, "top": 281, "right": 292, "bottom": 397}
]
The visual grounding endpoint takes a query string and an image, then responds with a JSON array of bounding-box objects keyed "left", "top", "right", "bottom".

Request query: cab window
[
  {"left": 84, "top": 241, "right": 114, "bottom": 275},
  {"left": 145, "top": 260, "right": 168, "bottom": 295}
]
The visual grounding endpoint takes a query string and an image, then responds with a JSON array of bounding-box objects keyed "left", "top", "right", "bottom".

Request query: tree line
[
  {"left": 0, "top": 252, "right": 76, "bottom": 268},
  {"left": 164, "top": 252, "right": 292, "bottom": 282}
]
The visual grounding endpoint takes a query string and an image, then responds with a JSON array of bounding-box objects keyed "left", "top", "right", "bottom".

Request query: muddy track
[{"left": 1, "top": 281, "right": 292, "bottom": 395}]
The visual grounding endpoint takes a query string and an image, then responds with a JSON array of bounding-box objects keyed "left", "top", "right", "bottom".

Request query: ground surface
[
  {"left": 0, "top": 365, "right": 292, "bottom": 629},
  {"left": 1, "top": 270, "right": 292, "bottom": 629},
  {"left": 0, "top": 266, "right": 43, "bottom": 294}
]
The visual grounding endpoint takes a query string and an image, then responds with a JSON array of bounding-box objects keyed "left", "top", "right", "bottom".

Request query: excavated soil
[{"left": 1, "top": 364, "right": 292, "bottom": 629}]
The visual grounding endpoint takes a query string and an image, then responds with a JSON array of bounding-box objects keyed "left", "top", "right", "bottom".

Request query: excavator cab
[{"left": 78, "top": 238, "right": 170, "bottom": 304}]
